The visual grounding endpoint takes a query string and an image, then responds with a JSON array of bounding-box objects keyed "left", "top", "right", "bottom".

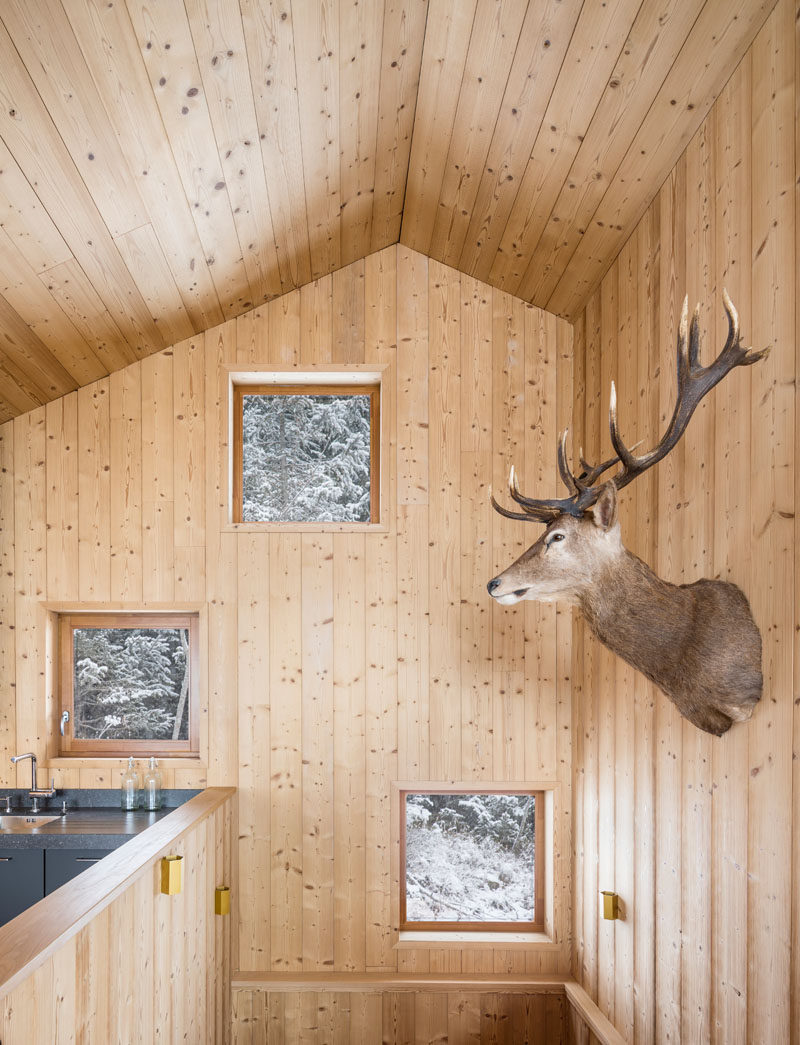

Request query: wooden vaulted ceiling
[{"left": 0, "top": 0, "right": 776, "bottom": 423}]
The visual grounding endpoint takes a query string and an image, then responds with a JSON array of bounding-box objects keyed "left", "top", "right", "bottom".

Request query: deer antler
[{"left": 491, "top": 291, "right": 769, "bottom": 524}]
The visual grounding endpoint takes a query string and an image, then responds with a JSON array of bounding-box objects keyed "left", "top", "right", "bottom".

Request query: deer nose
[{"left": 487, "top": 577, "right": 501, "bottom": 595}]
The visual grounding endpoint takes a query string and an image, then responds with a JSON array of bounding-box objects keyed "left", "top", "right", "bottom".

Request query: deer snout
[{"left": 487, "top": 577, "right": 501, "bottom": 596}]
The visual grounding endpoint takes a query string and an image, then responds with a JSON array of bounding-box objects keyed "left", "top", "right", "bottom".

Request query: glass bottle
[
  {"left": 142, "top": 756, "right": 162, "bottom": 811},
  {"left": 120, "top": 756, "right": 139, "bottom": 810}
]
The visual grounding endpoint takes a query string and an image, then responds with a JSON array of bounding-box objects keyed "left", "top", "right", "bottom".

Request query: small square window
[
  {"left": 400, "top": 789, "right": 545, "bottom": 932},
  {"left": 59, "top": 613, "right": 199, "bottom": 757},
  {"left": 233, "top": 383, "right": 380, "bottom": 523}
]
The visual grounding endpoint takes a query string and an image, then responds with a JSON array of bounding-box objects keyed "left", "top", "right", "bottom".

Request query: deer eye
[{"left": 547, "top": 532, "right": 566, "bottom": 547}]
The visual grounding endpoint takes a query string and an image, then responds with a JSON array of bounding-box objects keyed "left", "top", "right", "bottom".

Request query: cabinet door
[
  {"left": 0, "top": 849, "right": 44, "bottom": 926},
  {"left": 45, "top": 848, "right": 111, "bottom": 895}
]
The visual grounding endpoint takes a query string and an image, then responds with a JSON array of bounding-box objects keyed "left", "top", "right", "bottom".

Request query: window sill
[
  {"left": 397, "top": 931, "right": 558, "bottom": 949},
  {"left": 46, "top": 757, "right": 205, "bottom": 769},
  {"left": 222, "top": 520, "right": 389, "bottom": 534}
]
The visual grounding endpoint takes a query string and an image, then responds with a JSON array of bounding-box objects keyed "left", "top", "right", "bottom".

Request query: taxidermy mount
[{"left": 487, "top": 292, "right": 767, "bottom": 736}]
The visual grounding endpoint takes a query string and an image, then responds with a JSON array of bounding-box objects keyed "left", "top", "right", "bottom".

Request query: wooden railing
[
  {"left": 566, "top": 981, "right": 628, "bottom": 1045},
  {"left": 0, "top": 787, "right": 234, "bottom": 1044}
]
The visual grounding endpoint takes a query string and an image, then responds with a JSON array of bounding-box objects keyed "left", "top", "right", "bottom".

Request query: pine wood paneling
[
  {"left": 2, "top": 246, "right": 571, "bottom": 1029},
  {"left": 570, "top": 3, "right": 799, "bottom": 1040},
  {"left": 0, "top": 0, "right": 780, "bottom": 419},
  {"left": 0, "top": 790, "right": 233, "bottom": 1045},
  {"left": 230, "top": 979, "right": 629, "bottom": 1044},
  {"left": 0, "top": 422, "right": 14, "bottom": 787}
]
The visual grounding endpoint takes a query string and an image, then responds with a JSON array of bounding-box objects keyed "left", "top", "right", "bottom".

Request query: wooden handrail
[
  {"left": 565, "top": 981, "right": 628, "bottom": 1045},
  {"left": 233, "top": 971, "right": 570, "bottom": 993},
  {"left": 0, "top": 787, "right": 235, "bottom": 1000}
]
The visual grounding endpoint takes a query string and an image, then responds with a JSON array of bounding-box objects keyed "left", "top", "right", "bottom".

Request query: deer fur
[{"left": 488, "top": 483, "right": 762, "bottom": 736}]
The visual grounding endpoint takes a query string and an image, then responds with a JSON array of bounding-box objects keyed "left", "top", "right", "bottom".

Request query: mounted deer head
[{"left": 487, "top": 292, "right": 768, "bottom": 736}]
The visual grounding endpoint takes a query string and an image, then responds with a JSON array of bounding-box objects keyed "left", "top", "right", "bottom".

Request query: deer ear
[{"left": 590, "top": 482, "right": 618, "bottom": 531}]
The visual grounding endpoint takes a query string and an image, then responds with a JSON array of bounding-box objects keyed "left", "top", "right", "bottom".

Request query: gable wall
[{"left": 0, "top": 246, "right": 574, "bottom": 1035}]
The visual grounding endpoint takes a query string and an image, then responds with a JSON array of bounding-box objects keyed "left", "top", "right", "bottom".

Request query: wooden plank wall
[
  {"left": 570, "top": 0, "right": 798, "bottom": 1040},
  {"left": 0, "top": 244, "right": 573, "bottom": 1033},
  {"left": 232, "top": 990, "right": 571, "bottom": 1044},
  {"left": 0, "top": 793, "right": 233, "bottom": 1044}
]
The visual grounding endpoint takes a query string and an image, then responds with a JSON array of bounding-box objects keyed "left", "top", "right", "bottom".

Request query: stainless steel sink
[{"left": 0, "top": 813, "right": 63, "bottom": 832}]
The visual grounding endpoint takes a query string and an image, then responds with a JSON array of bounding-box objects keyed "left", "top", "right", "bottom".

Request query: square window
[
  {"left": 58, "top": 613, "right": 199, "bottom": 757},
  {"left": 233, "top": 383, "right": 380, "bottom": 523},
  {"left": 400, "top": 790, "right": 545, "bottom": 932}
]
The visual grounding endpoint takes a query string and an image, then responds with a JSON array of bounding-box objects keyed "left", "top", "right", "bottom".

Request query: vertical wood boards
[
  {"left": 595, "top": 271, "right": 616, "bottom": 1022},
  {"left": 569, "top": 1, "right": 798, "bottom": 1039},
  {"left": 612, "top": 239, "right": 635, "bottom": 1042},
  {"left": 45, "top": 395, "right": 79, "bottom": 601},
  {"left": 2, "top": 246, "right": 573, "bottom": 1024},
  {"left": 0, "top": 795, "right": 233, "bottom": 1044},
  {"left": 238, "top": 531, "right": 272, "bottom": 970},
  {"left": 554, "top": 318, "right": 574, "bottom": 978},
  {"left": 632, "top": 204, "right": 659, "bottom": 1045},
  {"left": 428, "top": 259, "right": 462, "bottom": 782},
  {"left": 141, "top": 350, "right": 175, "bottom": 602},
  {"left": 710, "top": 60, "right": 751, "bottom": 1044},
  {"left": 205, "top": 323, "right": 238, "bottom": 786},
  {"left": 364, "top": 248, "right": 398, "bottom": 972},
  {"left": 13, "top": 407, "right": 47, "bottom": 782},
  {"left": 231, "top": 987, "right": 573, "bottom": 1043},
  {"left": 521, "top": 306, "right": 558, "bottom": 783},
  {"left": 578, "top": 292, "right": 601, "bottom": 1001},
  {"left": 491, "top": 290, "right": 526, "bottom": 784},
  {"left": 301, "top": 532, "right": 335, "bottom": 975},
  {"left": 173, "top": 336, "right": 206, "bottom": 603},
  {"left": 747, "top": 3, "right": 794, "bottom": 1040},
  {"left": 333, "top": 532, "right": 367, "bottom": 973},
  {"left": 653, "top": 159, "right": 686, "bottom": 1045},
  {"left": 0, "top": 422, "right": 13, "bottom": 785},
  {"left": 109, "top": 365, "right": 143, "bottom": 601},
  {"left": 269, "top": 531, "right": 303, "bottom": 972},
  {"left": 77, "top": 379, "right": 111, "bottom": 601},
  {"left": 460, "top": 274, "right": 493, "bottom": 780},
  {"left": 680, "top": 115, "right": 715, "bottom": 1045}
]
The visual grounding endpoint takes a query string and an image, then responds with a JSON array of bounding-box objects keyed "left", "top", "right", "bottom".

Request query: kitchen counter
[{"left": 0, "top": 789, "right": 200, "bottom": 850}]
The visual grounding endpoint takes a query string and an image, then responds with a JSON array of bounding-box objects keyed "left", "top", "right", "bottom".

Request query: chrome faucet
[{"left": 10, "top": 753, "right": 56, "bottom": 811}]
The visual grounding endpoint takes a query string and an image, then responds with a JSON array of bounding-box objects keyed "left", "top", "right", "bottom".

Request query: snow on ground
[{"left": 405, "top": 793, "right": 535, "bottom": 922}]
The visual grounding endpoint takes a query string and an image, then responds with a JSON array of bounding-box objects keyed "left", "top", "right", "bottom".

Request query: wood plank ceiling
[{"left": 0, "top": 0, "right": 776, "bottom": 422}]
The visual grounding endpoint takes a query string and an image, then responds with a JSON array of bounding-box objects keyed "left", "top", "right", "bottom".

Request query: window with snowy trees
[
  {"left": 233, "top": 383, "right": 380, "bottom": 523},
  {"left": 58, "top": 613, "right": 199, "bottom": 757},
  {"left": 400, "top": 790, "right": 545, "bottom": 932}
]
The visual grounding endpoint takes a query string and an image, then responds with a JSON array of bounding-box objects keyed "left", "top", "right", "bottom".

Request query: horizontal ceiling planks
[
  {"left": 546, "top": 0, "right": 780, "bottom": 318},
  {"left": 402, "top": 0, "right": 779, "bottom": 317},
  {"left": 0, "top": 0, "right": 427, "bottom": 421},
  {"left": 0, "top": 0, "right": 780, "bottom": 418}
]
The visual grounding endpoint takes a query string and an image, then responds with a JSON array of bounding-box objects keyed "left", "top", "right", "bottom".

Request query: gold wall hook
[
  {"left": 160, "top": 855, "right": 183, "bottom": 895},
  {"left": 601, "top": 890, "right": 620, "bottom": 920}
]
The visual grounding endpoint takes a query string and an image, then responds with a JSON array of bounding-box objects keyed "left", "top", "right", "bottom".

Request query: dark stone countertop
[{"left": 0, "top": 789, "right": 200, "bottom": 850}]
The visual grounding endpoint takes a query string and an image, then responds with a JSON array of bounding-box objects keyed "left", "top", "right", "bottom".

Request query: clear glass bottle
[
  {"left": 120, "top": 756, "right": 139, "bottom": 810},
  {"left": 142, "top": 756, "right": 162, "bottom": 811}
]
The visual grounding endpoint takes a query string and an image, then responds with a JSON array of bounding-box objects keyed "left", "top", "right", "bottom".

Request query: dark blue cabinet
[
  {"left": 0, "top": 847, "right": 113, "bottom": 925},
  {"left": 0, "top": 849, "right": 44, "bottom": 926},
  {"left": 45, "top": 848, "right": 110, "bottom": 895}
]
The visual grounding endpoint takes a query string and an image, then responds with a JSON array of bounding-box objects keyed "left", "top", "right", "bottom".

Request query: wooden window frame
[
  {"left": 232, "top": 383, "right": 381, "bottom": 524},
  {"left": 399, "top": 787, "right": 546, "bottom": 933},
  {"left": 58, "top": 612, "right": 200, "bottom": 758}
]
